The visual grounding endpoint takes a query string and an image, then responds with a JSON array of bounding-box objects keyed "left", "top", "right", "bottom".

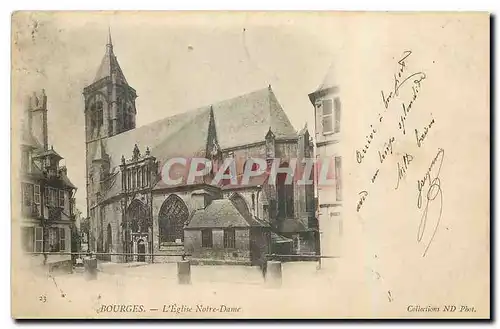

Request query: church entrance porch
[
  {"left": 134, "top": 236, "right": 148, "bottom": 262},
  {"left": 123, "top": 199, "right": 151, "bottom": 263}
]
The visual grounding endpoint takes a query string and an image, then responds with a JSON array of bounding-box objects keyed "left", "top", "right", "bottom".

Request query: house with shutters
[
  {"left": 308, "top": 64, "right": 343, "bottom": 268},
  {"left": 19, "top": 89, "right": 77, "bottom": 271},
  {"left": 84, "top": 32, "right": 318, "bottom": 264}
]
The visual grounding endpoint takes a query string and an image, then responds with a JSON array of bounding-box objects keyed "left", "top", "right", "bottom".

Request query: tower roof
[
  {"left": 94, "top": 30, "right": 128, "bottom": 84},
  {"left": 308, "top": 62, "right": 339, "bottom": 104}
]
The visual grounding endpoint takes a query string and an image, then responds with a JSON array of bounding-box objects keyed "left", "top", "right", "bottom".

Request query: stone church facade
[{"left": 85, "top": 33, "right": 318, "bottom": 264}]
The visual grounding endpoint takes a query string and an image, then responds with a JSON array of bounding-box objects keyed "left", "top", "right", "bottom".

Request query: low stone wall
[
  {"left": 48, "top": 259, "right": 73, "bottom": 274},
  {"left": 189, "top": 258, "right": 252, "bottom": 266}
]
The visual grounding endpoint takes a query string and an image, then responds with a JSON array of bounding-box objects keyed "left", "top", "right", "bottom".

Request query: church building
[{"left": 85, "top": 33, "right": 318, "bottom": 264}]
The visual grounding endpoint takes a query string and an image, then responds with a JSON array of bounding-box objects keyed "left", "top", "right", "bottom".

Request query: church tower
[
  {"left": 83, "top": 30, "right": 138, "bottom": 242},
  {"left": 83, "top": 29, "right": 137, "bottom": 142}
]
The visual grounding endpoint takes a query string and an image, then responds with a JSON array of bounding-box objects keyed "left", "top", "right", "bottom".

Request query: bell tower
[
  {"left": 83, "top": 29, "right": 138, "bottom": 142},
  {"left": 83, "top": 29, "right": 138, "bottom": 229}
]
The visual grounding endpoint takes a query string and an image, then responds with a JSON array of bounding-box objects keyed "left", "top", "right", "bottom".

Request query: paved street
[{"left": 13, "top": 261, "right": 343, "bottom": 318}]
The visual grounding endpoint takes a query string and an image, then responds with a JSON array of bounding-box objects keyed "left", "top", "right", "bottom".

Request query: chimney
[{"left": 29, "top": 89, "right": 48, "bottom": 150}]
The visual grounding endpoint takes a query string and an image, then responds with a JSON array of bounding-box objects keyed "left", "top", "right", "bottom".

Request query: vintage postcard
[{"left": 11, "top": 11, "right": 490, "bottom": 319}]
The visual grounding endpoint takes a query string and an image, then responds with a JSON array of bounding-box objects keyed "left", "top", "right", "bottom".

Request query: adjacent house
[
  {"left": 19, "top": 89, "right": 77, "bottom": 272},
  {"left": 185, "top": 196, "right": 271, "bottom": 265}
]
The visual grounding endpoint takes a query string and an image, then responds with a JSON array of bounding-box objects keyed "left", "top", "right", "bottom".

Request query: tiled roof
[{"left": 186, "top": 199, "right": 267, "bottom": 229}]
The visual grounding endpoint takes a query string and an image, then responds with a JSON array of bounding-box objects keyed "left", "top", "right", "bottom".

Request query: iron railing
[{"left": 25, "top": 251, "right": 191, "bottom": 260}]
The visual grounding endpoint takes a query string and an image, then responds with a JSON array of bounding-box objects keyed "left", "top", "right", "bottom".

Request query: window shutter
[
  {"left": 34, "top": 185, "right": 40, "bottom": 204},
  {"left": 334, "top": 97, "right": 341, "bottom": 133},
  {"left": 59, "top": 190, "right": 65, "bottom": 208},
  {"left": 35, "top": 227, "right": 43, "bottom": 252},
  {"left": 322, "top": 99, "right": 333, "bottom": 115},
  {"left": 322, "top": 99, "right": 333, "bottom": 134},
  {"left": 59, "top": 228, "right": 66, "bottom": 251}
]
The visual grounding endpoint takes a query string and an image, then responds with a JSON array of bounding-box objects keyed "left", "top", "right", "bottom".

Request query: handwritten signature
[
  {"left": 416, "top": 148, "right": 445, "bottom": 257},
  {"left": 394, "top": 153, "right": 414, "bottom": 190},
  {"left": 381, "top": 50, "right": 412, "bottom": 109}
]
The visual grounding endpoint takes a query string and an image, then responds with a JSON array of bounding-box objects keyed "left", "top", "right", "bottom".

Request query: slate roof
[
  {"left": 34, "top": 147, "right": 63, "bottom": 160},
  {"left": 61, "top": 173, "right": 77, "bottom": 189},
  {"left": 20, "top": 120, "right": 77, "bottom": 189},
  {"left": 219, "top": 172, "right": 269, "bottom": 191},
  {"left": 186, "top": 199, "right": 268, "bottom": 229},
  {"left": 211, "top": 86, "right": 297, "bottom": 149},
  {"left": 104, "top": 107, "right": 208, "bottom": 169},
  {"left": 94, "top": 34, "right": 128, "bottom": 84},
  {"left": 316, "top": 62, "right": 336, "bottom": 92},
  {"left": 99, "top": 86, "right": 298, "bottom": 200},
  {"left": 308, "top": 62, "right": 339, "bottom": 104}
]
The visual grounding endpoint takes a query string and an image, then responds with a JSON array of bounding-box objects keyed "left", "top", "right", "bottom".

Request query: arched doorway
[
  {"left": 125, "top": 200, "right": 149, "bottom": 262},
  {"left": 137, "top": 239, "right": 146, "bottom": 262},
  {"left": 158, "top": 195, "right": 189, "bottom": 244}
]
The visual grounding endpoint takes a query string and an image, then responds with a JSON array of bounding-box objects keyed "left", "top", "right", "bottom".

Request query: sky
[{"left": 12, "top": 12, "right": 344, "bottom": 216}]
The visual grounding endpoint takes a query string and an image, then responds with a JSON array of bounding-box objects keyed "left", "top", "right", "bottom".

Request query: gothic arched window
[
  {"left": 158, "top": 195, "right": 189, "bottom": 244},
  {"left": 276, "top": 162, "right": 294, "bottom": 219},
  {"left": 126, "top": 200, "right": 149, "bottom": 233},
  {"left": 89, "top": 94, "right": 105, "bottom": 132}
]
